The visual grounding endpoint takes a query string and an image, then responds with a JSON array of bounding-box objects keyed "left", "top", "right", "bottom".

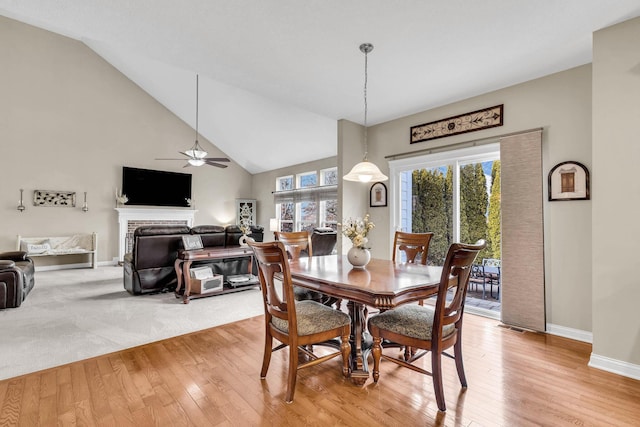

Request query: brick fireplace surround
[{"left": 115, "top": 208, "right": 197, "bottom": 261}]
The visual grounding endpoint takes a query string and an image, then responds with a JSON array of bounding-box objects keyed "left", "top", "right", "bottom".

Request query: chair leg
[
  {"left": 340, "top": 330, "right": 351, "bottom": 377},
  {"left": 285, "top": 342, "right": 299, "bottom": 403},
  {"left": 431, "top": 350, "right": 446, "bottom": 412},
  {"left": 372, "top": 336, "right": 382, "bottom": 383},
  {"left": 260, "top": 332, "right": 273, "bottom": 378},
  {"left": 454, "top": 335, "right": 467, "bottom": 388}
]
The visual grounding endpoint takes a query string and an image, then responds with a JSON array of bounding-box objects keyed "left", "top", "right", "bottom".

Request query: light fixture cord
[
  {"left": 195, "top": 74, "right": 199, "bottom": 144},
  {"left": 363, "top": 49, "right": 369, "bottom": 161}
]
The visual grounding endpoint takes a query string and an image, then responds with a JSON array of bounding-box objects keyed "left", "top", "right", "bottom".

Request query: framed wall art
[
  {"left": 370, "top": 182, "right": 387, "bottom": 207},
  {"left": 33, "top": 190, "right": 76, "bottom": 207},
  {"left": 548, "top": 161, "right": 590, "bottom": 201},
  {"left": 236, "top": 199, "right": 257, "bottom": 227},
  {"left": 410, "top": 104, "right": 503, "bottom": 144}
]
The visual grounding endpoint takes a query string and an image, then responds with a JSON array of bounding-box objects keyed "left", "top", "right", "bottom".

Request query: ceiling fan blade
[
  {"left": 203, "top": 157, "right": 230, "bottom": 162},
  {"left": 205, "top": 160, "right": 229, "bottom": 168}
]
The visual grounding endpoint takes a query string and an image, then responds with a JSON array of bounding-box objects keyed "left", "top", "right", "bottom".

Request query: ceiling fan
[{"left": 156, "top": 74, "right": 230, "bottom": 168}]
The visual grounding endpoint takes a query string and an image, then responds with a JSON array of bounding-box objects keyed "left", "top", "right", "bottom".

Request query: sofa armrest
[{"left": 0, "top": 251, "right": 29, "bottom": 262}]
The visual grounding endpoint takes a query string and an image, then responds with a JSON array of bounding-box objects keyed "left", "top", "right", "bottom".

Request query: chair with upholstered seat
[
  {"left": 393, "top": 231, "right": 434, "bottom": 309},
  {"left": 392, "top": 231, "right": 434, "bottom": 265},
  {"left": 248, "top": 240, "right": 351, "bottom": 403},
  {"left": 368, "top": 240, "right": 486, "bottom": 412},
  {"left": 274, "top": 231, "right": 313, "bottom": 259},
  {"left": 275, "top": 231, "right": 338, "bottom": 307}
]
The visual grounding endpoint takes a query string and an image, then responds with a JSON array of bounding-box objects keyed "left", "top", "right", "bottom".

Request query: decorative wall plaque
[
  {"left": 548, "top": 161, "right": 590, "bottom": 201},
  {"left": 33, "top": 190, "right": 76, "bottom": 207},
  {"left": 410, "top": 104, "right": 504, "bottom": 144}
]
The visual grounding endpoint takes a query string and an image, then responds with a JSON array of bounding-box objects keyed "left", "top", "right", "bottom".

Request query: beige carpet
[{"left": 0, "top": 266, "right": 264, "bottom": 380}]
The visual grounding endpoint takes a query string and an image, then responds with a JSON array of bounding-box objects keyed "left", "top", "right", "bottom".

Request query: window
[
  {"left": 274, "top": 167, "right": 338, "bottom": 232},
  {"left": 390, "top": 144, "right": 500, "bottom": 265}
]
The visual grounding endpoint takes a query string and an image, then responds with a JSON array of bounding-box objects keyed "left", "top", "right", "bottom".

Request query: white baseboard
[
  {"left": 546, "top": 324, "right": 640, "bottom": 381},
  {"left": 546, "top": 323, "right": 593, "bottom": 343},
  {"left": 589, "top": 353, "right": 640, "bottom": 381}
]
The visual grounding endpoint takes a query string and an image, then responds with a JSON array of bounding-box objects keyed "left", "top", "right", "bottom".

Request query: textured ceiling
[{"left": 2, "top": 1, "right": 639, "bottom": 173}]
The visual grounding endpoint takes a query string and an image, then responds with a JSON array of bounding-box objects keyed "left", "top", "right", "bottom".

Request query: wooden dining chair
[
  {"left": 248, "top": 240, "right": 351, "bottom": 403},
  {"left": 275, "top": 231, "right": 339, "bottom": 308},
  {"left": 392, "top": 231, "right": 434, "bottom": 309},
  {"left": 392, "top": 231, "right": 434, "bottom": 265},
  {"left": 274, "top": 231, "right": 313, "bottom": 260},
  {"left": 368, "top": 240, "right": 486, "bottom": 412}
]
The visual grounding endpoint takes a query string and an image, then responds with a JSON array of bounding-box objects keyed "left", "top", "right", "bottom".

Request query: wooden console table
[{"left": 174, "top": 246, "right": 257, "bottom": 304}]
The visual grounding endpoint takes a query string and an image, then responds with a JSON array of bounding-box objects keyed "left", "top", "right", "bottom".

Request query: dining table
[{"left": 287, "top": 254, "right": 443, "bottom": 385}]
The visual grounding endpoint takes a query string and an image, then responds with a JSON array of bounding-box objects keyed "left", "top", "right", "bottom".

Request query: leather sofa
[
  {"left": 0, "top": 251, "right": 36, "bottom": 309},
  {"left": 123, "top": 224, "right": 264, "bottom": 295}
]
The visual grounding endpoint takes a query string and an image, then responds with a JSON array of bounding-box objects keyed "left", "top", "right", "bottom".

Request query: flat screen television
[{"left": 122, "top": 166, "right": 192, "bottom": 207}]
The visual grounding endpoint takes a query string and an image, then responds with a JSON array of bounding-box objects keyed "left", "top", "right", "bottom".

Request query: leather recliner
[
  {"left": 0, "top": 251, "right": 36, "bottom": 309},
  {"left": 311, "top": 227, "right": 337, "bottom": 255}
]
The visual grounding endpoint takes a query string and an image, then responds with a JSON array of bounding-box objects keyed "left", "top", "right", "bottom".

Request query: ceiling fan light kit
[
  {"left": 343, "top": 43, "right": 388, "bottom": 183},
  {"left": 156, "top": 74, "right": 230, "bottom": 168}
]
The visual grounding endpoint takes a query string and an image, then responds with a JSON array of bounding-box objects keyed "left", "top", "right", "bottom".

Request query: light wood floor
[{"left": 1, "top": 313, "right": 639, "bottom": 426}]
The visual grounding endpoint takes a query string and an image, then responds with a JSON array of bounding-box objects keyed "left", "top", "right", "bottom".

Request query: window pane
[
  {"left": 298, "top": 172, "right": 317, "bottom": 188},
  {"left": 277, "top": 176, "right": 293, "bottom": 191},
  {"left": 321, "top": 168, "right": 337, "bottom": 185},
  {"left": 281, "top": 222, "right": 294, "bottom": 232},
  {"left": 280, "top": 202, "right": 294, "bottom": 221},
  {"left": 323, "top": 200, "right": 337, "bottom": 222},
  {"left": 300, "top": 201, "right": 317, "bottom": 222},
  {"left": 460, "top": 161, "right": 492, "bottom": 261},
  {"left": 403, "top": 166, "right": 453, "bottom": 265}
]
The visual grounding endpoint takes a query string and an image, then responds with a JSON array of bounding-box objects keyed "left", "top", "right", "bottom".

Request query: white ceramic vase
[
  {"left": 239, "top": 234, "right": 249, "bottom": 247},
  {"left": 347, "top": 246, "right": 371, "bottom": 269}
]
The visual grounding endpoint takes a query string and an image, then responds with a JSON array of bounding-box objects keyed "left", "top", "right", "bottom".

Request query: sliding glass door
[{"left": 390, "top": 144, "right": 501, "bottom": 315}]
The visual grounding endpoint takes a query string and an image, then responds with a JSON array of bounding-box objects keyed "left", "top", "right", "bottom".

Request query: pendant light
[
  {"left": 343, "top": 43, "right": 388, "bottom": 183},
  {"left": 186, "top": 74, "right": 207, "bottom": 166}
]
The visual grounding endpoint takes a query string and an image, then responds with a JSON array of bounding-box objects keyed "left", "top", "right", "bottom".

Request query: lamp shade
[
  {"left": 188, "top": 158, "right": 206, "bottom": 166},
  {"left": 185, "top": 148, "right": 207, "bottom": 159},
  {"left": 343, "top": 160, "right": 388, "bottom": 183},
  {"left": 269, "top": 218, "right": 279, "bottom": 231}
]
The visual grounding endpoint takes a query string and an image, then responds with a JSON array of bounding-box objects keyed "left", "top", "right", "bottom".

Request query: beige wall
[
  {"left": 1, "top": 17, "right": 253, "bottom": 263},
  {"left": 592, "top": 17, "right": 640, "bottom": 365},
  {"left": 343, "top": 65, "right": 594, "bottom": 334}
]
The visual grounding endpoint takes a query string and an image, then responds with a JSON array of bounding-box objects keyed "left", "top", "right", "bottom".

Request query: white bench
[{"left": 17, "top": 232, "right": 98, "bottom": 269}]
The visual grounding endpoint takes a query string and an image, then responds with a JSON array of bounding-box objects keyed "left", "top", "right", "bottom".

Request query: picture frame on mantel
[
  {"left": 548, "top": 161, "right": 590, "bottom": 201},
  {"left": 370, "top": 182, "right": 387, "bottom": 207}
]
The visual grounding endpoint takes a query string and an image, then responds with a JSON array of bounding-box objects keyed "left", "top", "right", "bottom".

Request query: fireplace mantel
[{"left": 115, "top": 207, "right": 197, "bottom": 261}]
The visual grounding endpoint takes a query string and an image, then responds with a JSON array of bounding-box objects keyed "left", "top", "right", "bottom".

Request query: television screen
[{"left": 122, "top": 167, "right": 192, "bottom": 207}]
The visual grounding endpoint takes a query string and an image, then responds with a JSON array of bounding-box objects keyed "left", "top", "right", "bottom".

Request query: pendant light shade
[
  {"left": 343, "top": 43, "right": 388, "bottom": 183},
  {"left": 343, "top": 161, "right": 388, "bottom": 182}
]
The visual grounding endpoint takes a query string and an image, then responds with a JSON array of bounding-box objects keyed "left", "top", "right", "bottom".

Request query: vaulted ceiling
[{"left": 2, "top": 1, "right": 639, "bottom": 173}]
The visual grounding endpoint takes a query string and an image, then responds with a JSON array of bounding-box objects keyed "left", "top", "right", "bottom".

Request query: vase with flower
[
  {"left": 340, "top": 214, "right": 375, "bottom": 268},
  {"left": 239, "top": 224, "right": 252, "bottom": 247},
  {"left": 115, "top": 190, "right": 128, "bottom": 208}
]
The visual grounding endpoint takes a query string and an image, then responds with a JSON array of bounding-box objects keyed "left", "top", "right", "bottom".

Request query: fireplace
[{"left": 115, "top": 208, "right": 197, "bottom": 261}]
